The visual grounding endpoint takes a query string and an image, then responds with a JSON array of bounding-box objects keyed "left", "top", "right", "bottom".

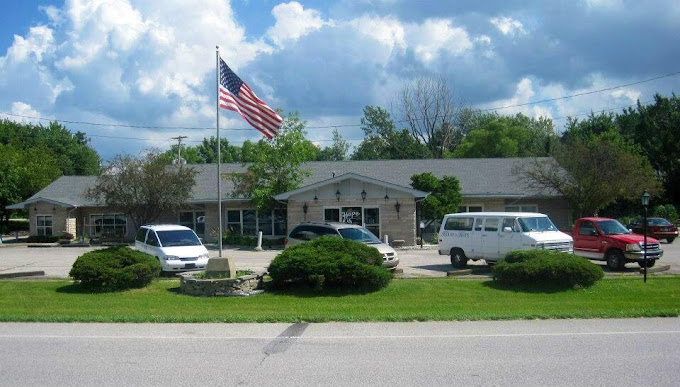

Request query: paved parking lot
[{"left": 1, "top": 240, "right": 679, "bottom": 278}]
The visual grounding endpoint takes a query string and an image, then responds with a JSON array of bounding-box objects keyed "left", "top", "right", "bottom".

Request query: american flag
[{"left": 218, "top": 57, "right": 282, "bottom": 139}]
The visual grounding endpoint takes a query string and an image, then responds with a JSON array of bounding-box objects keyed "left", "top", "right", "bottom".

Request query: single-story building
[{"left": 6, "top": 158, "right": 571, "bottom": 245}]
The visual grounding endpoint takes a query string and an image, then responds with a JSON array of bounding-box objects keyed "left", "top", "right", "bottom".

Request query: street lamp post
[{"left": 642, "top": 190, "right": 650, "bottom": 283}]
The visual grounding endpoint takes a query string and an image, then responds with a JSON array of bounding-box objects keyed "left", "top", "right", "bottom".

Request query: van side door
[
  {"left": 145, "top": 230, "right": 162, "bottom": 258},
  {"left": 498, "top": 217, "right": 522, "bottom": 257},
  {"left": 135, "top": 227, "right": 148, "bottom": 253},
  {"left": 480, "top": 217, "right": 501, "bottom": 260}
]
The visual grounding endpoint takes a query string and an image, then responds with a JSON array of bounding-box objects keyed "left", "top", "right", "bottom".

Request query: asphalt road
[
  {"left": 1, "top": 239, "right": 679, "bottom": 278},
  {"left": 0, "top": 318, "right": 678, "bottom": 386}
]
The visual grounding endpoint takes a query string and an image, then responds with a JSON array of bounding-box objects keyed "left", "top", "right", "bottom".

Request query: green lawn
[{"left": 0, "top": 277, "right": 678, "bottom": 323}]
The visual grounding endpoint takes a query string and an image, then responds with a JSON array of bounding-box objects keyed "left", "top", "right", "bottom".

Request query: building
[{"left": 6, "top": 158, "right": 570, "bottom": 245}]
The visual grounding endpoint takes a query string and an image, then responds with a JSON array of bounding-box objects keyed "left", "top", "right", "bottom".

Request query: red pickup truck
[{"left": 566, "top": 217, "right": 664, "bottom": 271}]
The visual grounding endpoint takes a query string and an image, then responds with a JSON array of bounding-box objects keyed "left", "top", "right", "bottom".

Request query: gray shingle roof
[{"left": 8, "top": 158, "right": 557, "bottom": 209}]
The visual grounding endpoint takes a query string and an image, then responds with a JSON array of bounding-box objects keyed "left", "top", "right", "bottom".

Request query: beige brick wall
[{"left": 29, "top": 202, "right": 66, "bottom": 236}]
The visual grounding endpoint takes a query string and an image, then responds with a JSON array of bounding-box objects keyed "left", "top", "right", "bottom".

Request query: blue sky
[{"left": 1, "top": 0, "right": 679, "bottom": 161}]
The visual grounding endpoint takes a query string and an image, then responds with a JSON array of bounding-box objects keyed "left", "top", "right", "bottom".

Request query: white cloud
[
  {"left": 5, "top": 26, "right": 54, "bottom": 63},
  {"left": 490, "top": 16, "right": 526, "bottom": 36},
  {"left": 349, "top": 15, "right": 406, "bottom": 51},
  {"left": 406, "top": 18, "right": 473, "bottom": 64},
  {"left": 267, "top": 2, "right": 329, "bottom": 48},
  {"left": 0, "top": 102, "right": 42, "bottom": 124}
]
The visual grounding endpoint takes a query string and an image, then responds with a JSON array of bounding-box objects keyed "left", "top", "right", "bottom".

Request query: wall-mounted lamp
[
  {"left": 313, "top": 194, "right": 318, "bottom": 202},
  {"left": 395, "top": 201, "right": 401, "bottom": 219},
  {"left": 34, "top": 206, "right": 37, "bottom": 212},
  {"left": 335, "top": 189, "right": 341, "bottom": 201},
  {"left": 361, "top": 189, "right": 367, "bottom": 201},
  {"left": 384, "top": 194, "right": 389, "bottom": 201},
  {"left": 302, "top": 202, "right": 308, "bottom": 214}
]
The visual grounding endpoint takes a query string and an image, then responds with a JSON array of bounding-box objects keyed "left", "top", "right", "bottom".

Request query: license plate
[{"left": 185, "top": 263, "right": 196, "bottom": 269}]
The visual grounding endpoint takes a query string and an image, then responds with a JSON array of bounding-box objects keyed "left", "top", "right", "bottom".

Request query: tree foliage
[
  {"left": 86, "top": 150, "right": 198, "bottom": 230},
  {"left": 519, "top": 128, "right": 661, "bottom": 217},
  {"left": 318, "top": 129, "right": 350, "bottom": 161},
  {"left": 231, "top": 112, "right": 318, "bottom": 212},
  {"left": 352, "top": 106, "right": 429, "bottom": 160},
  {"left": 410, "top": 172, "right": 463, "bottom": 223}
]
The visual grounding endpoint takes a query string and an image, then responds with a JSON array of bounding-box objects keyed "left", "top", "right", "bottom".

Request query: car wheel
[
  {"left": 450, "top": 248, "right": 468, "bottom": 269},
  {"left": 667, "top": 237, "right": 675, "bottom": 244},
  {"left": 640, "top": 260, "right": 656, "bottom": 269},
  {"left": 606, "top": 250, "right": 626, "bottom": 271}
]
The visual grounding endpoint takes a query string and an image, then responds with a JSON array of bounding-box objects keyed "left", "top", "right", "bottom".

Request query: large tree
[
  {"left": 231, "top": 112, "right": 319, "bottom": 212},
  {"left": 410, "top": 172, "right": 463, "bottom": 226},
  {"left": 518, "top": 131, "right": 661, "bottom": 218},
  {"left": 399, "top": 76, "right": 464, "bottom": 158},
  {"left": 352, "top": 106, "right": 429, "bottom": 160},
  {"left": 86, "top": 150, "right": 198, "bottom": 230},
  {"left": 318, "top": 129, "right": 350, "bottom": 161}
]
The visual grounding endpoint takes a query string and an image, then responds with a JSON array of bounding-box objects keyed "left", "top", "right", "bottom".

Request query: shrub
[
  {"left": 493, "top": 250, "right": 604, "bottom": 288},
  {"left": 268, "top": 236, "right": 392, "bottom": 292},
  {"left": 651, "top": 204, "right": 679, "bottom": 223},
  {"left": 26, "top": 235, "right": 60, "bottom": 243},
  {"left": 222, "top": 232, "right": 285, "bottom": 248},
  {"left": 60, "top": 232, "right": 74, "bottom": 240},
  {"left": 69, "top": 246, "right": 161, "bottom": 291}
]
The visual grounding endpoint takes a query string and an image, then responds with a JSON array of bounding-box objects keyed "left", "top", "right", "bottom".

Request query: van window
[
  {"left": 473, "top": 218, "right": 483, "bottom": 231},
  {"left": 484, "top": 218, "right": 500, "bottom": 232},
  {"left": 502, "top": 218, "right": 520, "bottom": 232},
  {"left": 135, "top": 228, "right": 147, "bottom": 242},
  {"left": 444, "top": 217, "right": 474, "bottom": 231},
  {"left": 146, "top": 231, "right": 160, "bottom": 247}
]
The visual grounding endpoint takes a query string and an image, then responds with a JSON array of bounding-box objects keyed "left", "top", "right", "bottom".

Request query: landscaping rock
[{"left": 179, "top": 272, "right": 265, "bottom": 297}]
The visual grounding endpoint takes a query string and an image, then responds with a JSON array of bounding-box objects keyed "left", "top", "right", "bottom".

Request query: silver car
[{"left": 285, "top": 222, "right": 399, "bottom": 269}]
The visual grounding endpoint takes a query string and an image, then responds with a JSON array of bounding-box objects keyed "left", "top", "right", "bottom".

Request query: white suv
[{"left": 134, "top": 225, "right": 210, "bottom": 272}]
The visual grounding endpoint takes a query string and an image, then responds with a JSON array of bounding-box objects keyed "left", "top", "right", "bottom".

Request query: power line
[{"left": 1, "top": 70, "right": 677, "bottom": 132}]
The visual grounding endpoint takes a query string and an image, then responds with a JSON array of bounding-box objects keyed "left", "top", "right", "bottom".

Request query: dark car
[{"left": 629, "top": 218, "right": 678, "bottom": 243}]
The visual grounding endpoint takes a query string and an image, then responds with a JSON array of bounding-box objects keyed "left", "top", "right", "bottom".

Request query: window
[
  {"left": 458, "top": 205, "right": 483, "bottom": 213},
  {"left": 484, "top": 218, "right": 500, "bottom": 232},
  {"left": 578, "top": 221, "right": 596, "bottom": 236},
  {"left": 474, "top": 218, "right": 483, "bottom": 231},
  {"left": 363, "top": 208, "right": 380, "bottom": 237},
  {"left": 505, "top": 205, "right": 538, "bottom": 213},
  {"left": 444, "top": 217, "right": 474, "bottom": 231},
  {"left": 502, "top": 218, "right": 520, "bottom": 232},
  {"left": 341, "top": 207, "right": 362, "bottom": 225},
  {"left": 324, "top": 208, "right": 340, "bottom": 222},
  {"left": 135, "top": 228, "right": 148, "bottom": 242},
  {"left": 226, "top": 209, "right": 287, "bottom": 236},
  {"left": 89, "top": 214, "right": 127, "bottom": 238},
  {"left": 289, "top": 225, "right": 337, "bottom": 241},
  {"left": 36, "top": 215, "right": 53, "bottom": 236},
  {"left": 179, "top": 211, "right": 205, "bottom": 235},
  {"left": 146, "top": 231, "right": 160, "bottom": 246}
]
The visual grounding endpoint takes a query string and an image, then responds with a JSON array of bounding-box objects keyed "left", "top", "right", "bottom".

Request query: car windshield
[
  {"left": 596, "top": 220, "right": 630, "bottom": 235},
  {"left": 649, "top": 218, "right": 671, "bottom": 226},
  {"left": 156, "top": 230, "right": 202, "bottom": 247},
  {"left": 518, "top": 217, "right": 558, "bottom": 232},
  {"left": 338, "top": 227, "right": 382, "bottom": 244}
]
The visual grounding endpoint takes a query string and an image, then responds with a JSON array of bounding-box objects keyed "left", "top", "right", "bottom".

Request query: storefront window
[
  {"left": 179, "top": 211, "right": 205, "bottom": 235},
  {"left": 36, "top": 215, "right": 53, "bottom": 236},
  {"left": 90, "top": 214, "right": 127, "bottom": 238},
  {"left": 226, "top": 210, "right": 241, "bottom": 234},
  {"left": 225, "top": 209, "right": 286, "bottom": 236},
  {"left": 364, "top": 208, "right": 380, "bottom": 237}
]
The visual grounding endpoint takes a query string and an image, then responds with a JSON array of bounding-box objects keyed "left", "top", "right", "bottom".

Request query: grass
[{"left": 0, "top": 277, "right": 678, "bottom": 323}]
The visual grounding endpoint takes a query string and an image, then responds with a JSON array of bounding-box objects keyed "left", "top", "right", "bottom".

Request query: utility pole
[{"left": 171, "top": 136, "right": 188, "bottom": 164}]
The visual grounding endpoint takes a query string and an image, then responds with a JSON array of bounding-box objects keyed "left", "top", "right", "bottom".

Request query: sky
[{"left": 1, "top": 0, "right": 679, "bottom": 161}]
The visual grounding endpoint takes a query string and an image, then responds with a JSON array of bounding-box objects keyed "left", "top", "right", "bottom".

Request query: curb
[
  {"left": 639, "top": 265, "right": 671, "bottom": 274},
  {"left": 0, "top": 271, "right": 46, "bottom": 279}
]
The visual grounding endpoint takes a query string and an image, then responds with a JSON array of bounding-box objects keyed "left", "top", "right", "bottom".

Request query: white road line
[{"left": 1, "top": 331, "right": 679, "bottom": 340}]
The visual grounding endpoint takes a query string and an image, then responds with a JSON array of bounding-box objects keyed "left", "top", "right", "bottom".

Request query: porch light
[
  {"left": 302, "top": 202, "right": 308, "bottom": 214},
  {"left": 335, "top": 189, "right": 341, "bottom": 201},
  {"left": 384, "top": 194, "right": 389, "bottom": 201},
  {"left": 361, "top": 189, "right": 367, "bottom": 201},
  {"left": 395, "top": 201, "right": 401, "bottom": 219},
  {"left": 313, "top": 194, "right": 318, "bottom": 202}
]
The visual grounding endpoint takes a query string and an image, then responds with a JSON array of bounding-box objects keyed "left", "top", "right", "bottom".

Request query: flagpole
[{"left": 216, "top": 46, "right": 223, "bottom": 258}]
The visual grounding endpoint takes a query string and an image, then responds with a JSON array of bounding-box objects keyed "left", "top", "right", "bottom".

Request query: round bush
[
  {"left": 493, "top": 250, "right": 604, "bottom": 288},
  {"left": 268, "top": 236, "right": 392, "bottom": 292},
  {"left": 69, "top": 246, "right": 161, "bottom": 291}
]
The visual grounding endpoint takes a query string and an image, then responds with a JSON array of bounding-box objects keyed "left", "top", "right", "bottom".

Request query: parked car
[
  {"left": 134, "top": 224, "right": 210, "bottom": 272},
  {"left": 565, "top": 217, "right": 663, "bottom": 271},
  {"left": 438, "top": 212, "right": 573, "bottom": 268},
  {"left": 285, "top": 222, "right": 399, "bottom": 268},
  {"left": 628, "top": 218, "right": 678, "bottom": 243}
]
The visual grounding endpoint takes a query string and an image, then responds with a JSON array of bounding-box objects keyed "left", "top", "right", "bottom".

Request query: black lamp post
[{"left": 642, "top": 190, "right": 650, "bottom": 283}]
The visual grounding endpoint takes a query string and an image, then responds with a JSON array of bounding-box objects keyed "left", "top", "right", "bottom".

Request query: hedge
[
  {"left": 268, "top": 236, "right": 392, "bottom": 292},
  {"left": 493, "top": 250, "right": 604, "bottom": 288},
  {"left": 69, "top": 246, "right": 161, "bottom": 291}
]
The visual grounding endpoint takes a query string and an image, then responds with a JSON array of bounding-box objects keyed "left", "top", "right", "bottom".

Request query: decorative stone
[
  {"left": 178, "top": 271, "right": 266, "bottom": 297},
  {"left": 205, "top": 257, "right": 236, "bottom": 279}
]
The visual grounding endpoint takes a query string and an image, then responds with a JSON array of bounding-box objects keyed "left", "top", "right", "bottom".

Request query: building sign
[{"left": 341, "top": 207, "right": 362, "bottom": 225}]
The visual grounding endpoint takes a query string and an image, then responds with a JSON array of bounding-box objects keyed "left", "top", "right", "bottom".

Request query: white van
[
  {"left": 438, "top": 212, "right": 573, "bottom": 268},
  {"left": 134, "top": 224, "right": 210, "bottom": 272}
]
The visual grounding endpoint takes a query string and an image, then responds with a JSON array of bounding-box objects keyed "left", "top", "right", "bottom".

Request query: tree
[
  {"left": 399, "top": 76, "right": 463, "bottom": 158},
  {"left": 410, "top": 172, "right": 463, "bottom": 226},
  {"left": 160, "top": 144, "right": 202, "bottom": 165},
  {"left": 86, "top": 150, "right": 198, "bottom": 230},
  {"left": 196, "top": 137, "right": 246, "bottom": 163},
  {"left": 518, "top": 132, "right": 661, "bottom": 218},
  {"left": 0, "top": 144, "right": 61, "bottom": 226},
  {"left": 352, "top": 106, "right": 429, "bottom": 160},
  {"left": 318, "top": 129, "right": 350, "bottom": 161},
  {"left": 616, "top": 94, "right": 680, "bottom": 204},
  {"left": 231, "top": 112, "right": 319, "bottom": 212}
]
